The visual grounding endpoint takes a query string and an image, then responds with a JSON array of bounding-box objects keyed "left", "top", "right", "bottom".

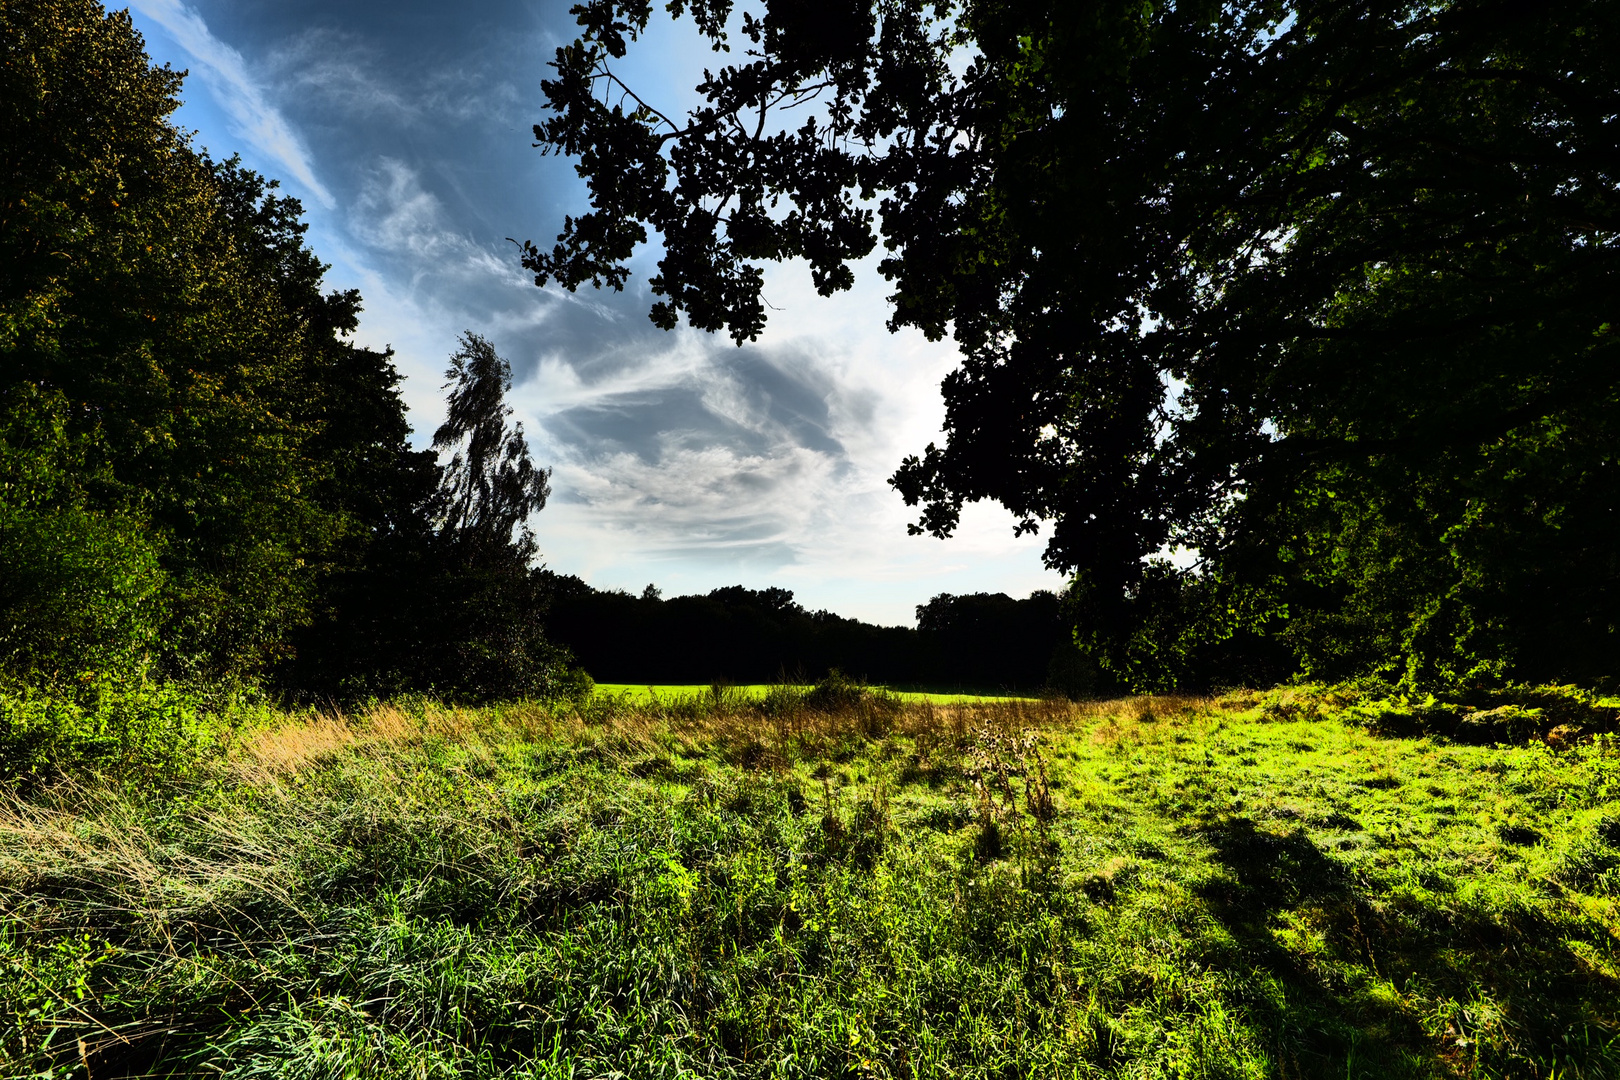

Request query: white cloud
[
  {"left": 127, "top": 0, "right": 334, "bottom": 208},
  {"left": 270, "top": 30, "right": 417, "bottom": 122},
  {"left": 268, "top": 28, "right": 525, "bottom": 127},
  {"left": 561, "top": 442, "right": 835, "bottom": 542},
  {"left": 116, "top": 4, "right": 1067, "bottom": 625}
]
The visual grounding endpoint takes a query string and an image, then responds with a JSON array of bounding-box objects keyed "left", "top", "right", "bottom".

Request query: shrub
[
  {"left": 804, "top": 669, "right": 900, "bottom": 716},
  {"left": 0, "top": 505, "right": 167, "bottom": 679},
  {"left": 0, "top": 675, "right": 234, "bottom": 786}
]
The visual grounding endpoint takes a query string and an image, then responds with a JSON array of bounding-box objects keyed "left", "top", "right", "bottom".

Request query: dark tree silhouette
[
  {"left": 284, "top": 333, "right": 573, "bottom": 703},
  {"left": 528, "top": 0, "right": 1620, "bottom": 689},
  {"left": 538, "top": 576, "right": 1091, "bottom": 694},
  {"left": 432, "top": 332, "right": 552, "bottom": 559}
]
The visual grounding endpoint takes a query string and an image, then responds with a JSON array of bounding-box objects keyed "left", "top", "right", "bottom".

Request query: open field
[
  {"left": 2, "top": 687, "right": 1618, "bottom": 1078},
  {"left": 594, "top": 684, "right": 1043, "bottom": 705}
]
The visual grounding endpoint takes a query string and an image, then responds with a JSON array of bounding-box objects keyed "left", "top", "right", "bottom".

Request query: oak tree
[{"left": 528, "top": 0, "right": 1620, "bottom": 687}]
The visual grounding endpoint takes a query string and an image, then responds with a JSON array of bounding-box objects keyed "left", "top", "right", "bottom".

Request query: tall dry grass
[
  {"left": 221, "top": 692, "right": 1212, "bottom": 783},
  {"left": 0, "top": 691, "right": 1199, "bottom": 935}
]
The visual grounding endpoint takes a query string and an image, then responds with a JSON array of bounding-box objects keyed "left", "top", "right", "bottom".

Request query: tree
[
  {"left": 284, "top": 332, "right": 574, "bottom": 703},
  {"left": 528, "top": 0, "right": 1620, "bottom": 688},
  {"left": 407, "top": 334, "right": 567, "bottom": 701},
  {"left": 916, "top": 591, "right": 1068, "bottom": 692},
  {"left": 431, "top": 333, "right": 553, "bottom": 557},
  {"left": 2, "top": 0, "right": 430, "bottom": 683}
]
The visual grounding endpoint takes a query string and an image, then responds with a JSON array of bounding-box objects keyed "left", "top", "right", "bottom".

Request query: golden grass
[
  {"left": 228, "top": 701, "right": 568, "bottom": 780},
  {"left": 234, "top": 713, "right": 356, "bottom": 779},
  {"left": 0, "top": 781, "right": 306, "bottom": 940},
  {"left": 207, "top": 692, "right": 1240, "bottom": 790}
]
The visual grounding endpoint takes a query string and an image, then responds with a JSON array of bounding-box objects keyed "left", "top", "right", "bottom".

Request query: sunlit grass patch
[{"left": 594, "top": 683, "right": 1043, "bottom": 705}]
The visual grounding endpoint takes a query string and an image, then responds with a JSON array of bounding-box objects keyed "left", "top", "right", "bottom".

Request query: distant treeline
[{"left": 539, "top": 576, "right": 1098, "bottom": 696}]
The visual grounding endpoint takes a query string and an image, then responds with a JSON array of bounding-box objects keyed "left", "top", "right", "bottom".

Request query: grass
[
  {"left": 594, "top": 684, "right": 1042, "bottom": 705},
  {"left": 1, "top": 686, "right": 1618, "bottom": 1078}
]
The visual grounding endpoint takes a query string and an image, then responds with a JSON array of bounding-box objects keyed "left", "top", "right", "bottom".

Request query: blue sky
[{"left": 121, "top": 0, "right": 1065, "bottom": 626}]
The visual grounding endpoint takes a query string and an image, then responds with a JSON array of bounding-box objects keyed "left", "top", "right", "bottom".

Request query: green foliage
[
  {"left": 0, "top": 361, "right": 168, "bottom": 680},
  {"left": 286, "top": 333, "right": 573, "bottom": 705},
  {"left": 431, "top": 332, "right": 552, "bottom": 558},
  {"left": 803, "top": 668, "right": 901, "bottom": 716},
  {"left": 0, "top": 507, "right": 166, "bottom": 679},
  {"left": 0, "top": 675, "right": 240, "bottom": 787},
  {"left": 4, "top": 691, "right": 1619, "bottom": 1077},
  {"left": 1303, "top": 681, "right": 1620, "bottom": 747},
  {"left": 533, "top": 0, "right": 1620, "bottom": 688},
  {"left": 1252, "top": 426, "right": 1620, "bottom": 690},
  {"left": 1045, "top": 637, "right": 1099, "bottom": 702},
  {"left": 1068, "top": 564, "right": 1292, "bottom": 695},
  {"left": 553, "top": 666, "right": 596, "bottom": 704},
  {"left": 0, "top": 0, "right": 435, "bottom": 683}
]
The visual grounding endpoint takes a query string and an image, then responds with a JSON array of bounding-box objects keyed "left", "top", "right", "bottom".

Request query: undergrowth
[
  {"left": 0, "top": 675, "right": 270, "bottom": 790},
  {"left": 1, "top": 682, "right": 1617, "bottom": 1078}
]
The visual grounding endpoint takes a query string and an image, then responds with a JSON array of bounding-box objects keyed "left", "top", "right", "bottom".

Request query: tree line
[
  {"left": 539, "top": 577, "right": 1093, "bottom": 694},
  {"left": 1, "top": 0, "right": 571, "bottom": 703}
]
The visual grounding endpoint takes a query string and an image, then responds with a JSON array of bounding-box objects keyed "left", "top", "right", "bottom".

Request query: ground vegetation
[{"left": 3, "top": 680, "right": 1618, "bottom": 1077}]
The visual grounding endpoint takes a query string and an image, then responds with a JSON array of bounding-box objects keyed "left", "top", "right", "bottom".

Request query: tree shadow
[{"left": 1193, "top": 815, "right": 1620, "bottom": 1078}]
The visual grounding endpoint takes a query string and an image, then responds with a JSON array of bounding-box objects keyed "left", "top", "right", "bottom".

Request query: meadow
[
  {"left": 593, "top": 685, "right": 1042, "bottom": 705},
  {"left": 2, "top": 681, "right": 1618, "bottom": 1079}
]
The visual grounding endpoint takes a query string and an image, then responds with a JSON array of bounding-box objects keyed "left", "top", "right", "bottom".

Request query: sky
[{"left": 121, "top": 0, "right": 1066, "bottom": 626}]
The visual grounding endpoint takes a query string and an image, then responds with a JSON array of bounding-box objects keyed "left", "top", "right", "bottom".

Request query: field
[
  {"left": 2, "top": 686, "right": 1618, "bottom": 1078},
  {"left": 594, "top": 684, "right": 1041, "bottom": 705}
]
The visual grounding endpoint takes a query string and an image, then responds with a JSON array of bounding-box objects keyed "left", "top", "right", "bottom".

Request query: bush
[
  {"left": 554, "top": 666, "right": 595, "bottom": 703},
  {"left": 803, "top": 669, "right": 900, "bottom": 715},
  {"left": 0, "top": 505, "right": 167, "bottom": 680},
  {"left": 1323, "top": 681, "right": 1620, "bottom": 746},
  {"left": 0, "top": 675, "right": 233, "bottom": 786}
]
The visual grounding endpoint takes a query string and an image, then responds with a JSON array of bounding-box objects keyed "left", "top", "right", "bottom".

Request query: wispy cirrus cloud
[
  {"left": 127, "top": 0, "right": 334, "bottom": 208},
  {"left": 268, "top": 27, "right": 524, "bottom": 128}
]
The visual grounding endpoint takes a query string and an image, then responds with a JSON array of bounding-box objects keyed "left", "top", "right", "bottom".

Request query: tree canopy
[
  {"left": 529, "top": 0, "right": 1620, "bottom": 688},
  {"left": 431, "top": 333, "right": 553, "bottom": 560},
  {"left": 2, "top": 0, "right": 413, "bottom": 678},
  {"left": 2, "top": 0, "right": 574, "bottom": 701}
]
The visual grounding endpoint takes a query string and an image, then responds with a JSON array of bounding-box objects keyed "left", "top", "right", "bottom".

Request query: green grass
[
  {"left": 594, "top": 684, "right": 1041, "bottom": 704},
  {"left": 2, "top": 687, "right": 1617, "bottom": 1078}
]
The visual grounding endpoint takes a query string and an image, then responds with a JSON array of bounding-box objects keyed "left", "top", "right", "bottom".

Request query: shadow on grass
[
  {"left": 1193, "top": 817, "right": 1426, "bottom": 1077},
  {"left": 1195, "top": 815, "right": 1620, "bottom": 1079}
]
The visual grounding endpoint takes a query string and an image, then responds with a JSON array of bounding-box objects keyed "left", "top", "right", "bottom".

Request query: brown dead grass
[
  {"left": 228, "top": 701, "right": 579, "bottom": 781},
  {"left": 0, "top": 781, "right": 306, "bottom": 937},
  {"left": 1084, "top": 695, "right": 1229, "bottom": 748},
  {"left": 234, "top": 713, "right": 356, "bottom": 779},
  {"left": 216, "top": 693, "right": 1198, "bottom": 784}
]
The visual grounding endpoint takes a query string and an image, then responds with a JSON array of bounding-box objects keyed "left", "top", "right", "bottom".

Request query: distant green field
[{"left": 593, "top": 682, "right": 1041, "bottom": 704}]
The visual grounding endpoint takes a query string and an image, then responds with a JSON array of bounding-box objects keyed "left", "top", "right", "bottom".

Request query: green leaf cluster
[{"left": 532, "top": 0, "right": 1620, "bottom": 690}]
